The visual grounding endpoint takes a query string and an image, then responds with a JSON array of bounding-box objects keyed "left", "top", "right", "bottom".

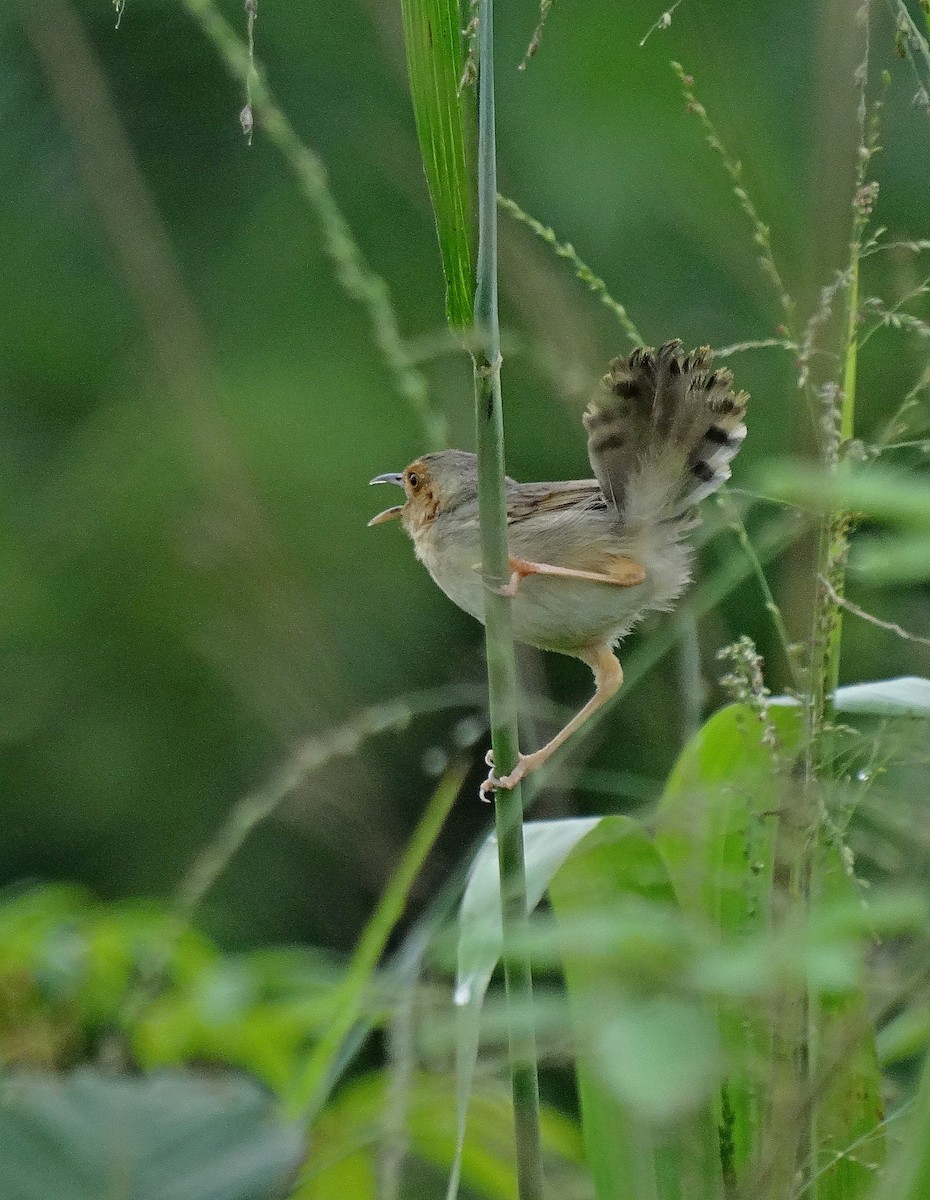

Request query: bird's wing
[
  {"left": 505, "top": 480, "right": 644, "bottom": 581},
  {"left": 505, "top": 479, "right": 605, "bottom": 523}
]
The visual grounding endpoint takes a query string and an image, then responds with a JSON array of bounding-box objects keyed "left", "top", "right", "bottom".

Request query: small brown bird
[{"left": 369, "top": 340, "right": 748, "bottom": 798}]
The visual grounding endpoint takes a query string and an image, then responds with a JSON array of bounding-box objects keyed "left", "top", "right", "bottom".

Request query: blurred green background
[{"left": 1, "top": 0, "right": 928, "bottom": 953}]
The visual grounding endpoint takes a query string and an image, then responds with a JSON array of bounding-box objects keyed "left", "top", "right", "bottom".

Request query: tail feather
[{"left": 583, "top": 339, "right": 748, "bottom": 528}]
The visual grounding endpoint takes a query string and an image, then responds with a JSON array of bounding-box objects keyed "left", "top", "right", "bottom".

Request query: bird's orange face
[{"left": 368, "top": 459, "right": 441, "bottom": 530}]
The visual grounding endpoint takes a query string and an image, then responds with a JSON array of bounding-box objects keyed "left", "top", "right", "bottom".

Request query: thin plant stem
[
  {"left": 285, "top": 760, "right": 468, "bottom": 1122},
  {"left": 672, "top": 61, "right": 797, "bottom": 339},
  {"left": 717, "top": 492, "right": 803, "bottom": 692},
  {"left": 474, "top": 3, "right": 544, "bottom": 1197},
  {"left": 675, "top": 610, "right": 705, "bottom": 745},
  {"left": 497, "top": 193, "right": 644, "bottom": 345},
  {"left": 640, "top": 0, "right": 684, "bottom": 47},
  {"left": 818, "top": 574, "right": 930, "bottom": 649},
  {"left": 119, "top": 684, "right": 483, "bottom": 1028}
]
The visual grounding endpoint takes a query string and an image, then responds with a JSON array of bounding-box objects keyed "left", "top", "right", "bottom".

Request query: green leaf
[
  {"left": 877, "top": 1003, "right": 930, "bottom": 1066},
  {"left": 851, "top": 532, "right": 930, "bottom": 585},
  {"left": 448, "top": 818, "right": 601, "bottom": 1200},
  {"left": 834, "top": 676, "right": 930, "bottom": 715},
  {"left": 286, "top": 764, "right": 464, "bottom": 1119},
  {"left": 758, "top": 460, "right": 930, "bottom": 528},
  {"left": 549, "top": 817, "right": 724, "bottom": 1200},
  {"left": 0, "top": 1068, "right": 303, "bottom": 1200},
  {"left": 874, "top": 1043, "right": 930, "bottom": 1200},
  {"left": 399, "top": 0, "right": 474, "bottom": 328},
  {"left": 596, "top": 997, "right": 721, "bottom": 1123},
  {"left": 297, "top": 1071, "right": 585, "bottom": 1200},
  {"left": 655, "top": 702, "right": 886, "bottom": 1200}
]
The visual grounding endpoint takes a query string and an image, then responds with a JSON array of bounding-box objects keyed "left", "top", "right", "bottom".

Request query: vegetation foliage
[{"left": 2, "top": 0, "right": 930, "bottom": 1198}]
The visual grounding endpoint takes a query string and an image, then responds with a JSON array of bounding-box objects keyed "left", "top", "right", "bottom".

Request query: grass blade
[
  {"left": 285, "top": 763, "right": 466, "bottom": 1120},
  {"left": 399, "top": 0, "right": 475, "bottom": 328},
  {"left": 449, "top": 819, "right": 600, "bottom": 1200}
]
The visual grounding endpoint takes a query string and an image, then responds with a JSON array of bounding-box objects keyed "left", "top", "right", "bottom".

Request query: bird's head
[{"left": 368, "top": 450, "right": 478, "bottom": 533}]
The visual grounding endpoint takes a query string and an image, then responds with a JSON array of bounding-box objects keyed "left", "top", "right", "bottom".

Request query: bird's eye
[{"left": 407, "top": 472, "right": 420, "bottom": 489}]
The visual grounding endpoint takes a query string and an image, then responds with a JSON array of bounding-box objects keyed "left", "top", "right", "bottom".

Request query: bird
[{"left": 368, "top": 339, "right": 748, "bottom": 799}]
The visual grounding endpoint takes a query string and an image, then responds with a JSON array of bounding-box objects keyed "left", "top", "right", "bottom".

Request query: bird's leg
[
  {"left": 486, "top": 555, "right": 646, "bottom": 599},
  {"left": 480, "top": 643, "right": 623, "bottom": 800}
]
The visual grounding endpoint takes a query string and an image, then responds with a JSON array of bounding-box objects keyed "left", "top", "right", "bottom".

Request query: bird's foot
[
  {"left": 472, "top": 564, "right": 523, "bottom": 599},
  {"left": 479, "top": 748, "right": 547, "bottom": 802}
]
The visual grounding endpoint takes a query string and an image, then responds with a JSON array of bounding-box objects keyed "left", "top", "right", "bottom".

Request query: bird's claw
[
  {"left": 472, "top": 564, "right": 522, "bottom": 599},
  {"left": 495, "top": 572, "right": 521, "bottom": 599},
  {"left": 479, "top": 749, "right": 530, "bottom": 801}
]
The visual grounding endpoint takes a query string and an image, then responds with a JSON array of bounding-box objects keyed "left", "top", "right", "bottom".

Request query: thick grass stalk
[
  {"left": 472, "top": 2, "right": 544, "bottom": 1196},
  {"left": 806, "top": 0, "right": 870, "bottom": 767},
  {"left": 794, "top": 12, "right": 869, "bottom": 1196}
]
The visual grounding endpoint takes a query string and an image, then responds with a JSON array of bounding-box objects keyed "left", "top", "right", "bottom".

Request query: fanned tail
[{"left": 583, "top": 339, "right": 748, "bottom": 532}]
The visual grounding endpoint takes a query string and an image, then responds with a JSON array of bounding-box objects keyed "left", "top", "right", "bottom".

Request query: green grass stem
[{"left": 473, "top": 3, "right": 544, "bottom": 1196}]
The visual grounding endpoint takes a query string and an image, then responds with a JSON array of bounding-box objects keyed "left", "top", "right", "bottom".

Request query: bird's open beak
[{"left": 368, "top": 473, "right": 406, "bottom": 526}]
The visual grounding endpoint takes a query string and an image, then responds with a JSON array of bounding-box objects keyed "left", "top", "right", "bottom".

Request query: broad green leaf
[
  {"left": 655, "top": 701, "right": 885, "bottom": 1200},
  {"left": 548, "top": 817, "right": 724, "bottom": 1200},
  {"left": 399, "top": 0, "right": 474, "bottom": 328},
  {"left": 596, "top": 996, "right": 721, "bottom": 1122},
  {"left": 0, "top": 1068, "right": 303, "bottom": 1200},
  {"left": 877, "top": 1003, "right": 930, "bottom": 1066}
]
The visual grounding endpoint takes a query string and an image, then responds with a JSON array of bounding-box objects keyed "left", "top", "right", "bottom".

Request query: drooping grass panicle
[
  {"left": 239, "top": 0, "right": 257, "bottom": 144},
  {"left": 807, "top": 0, "right": 874, "bottom": 755},
  {"left": 179, "top": 0, "right": 447, "bottom": 447},
  {"left": 672, "top": 61, "right": 798, "bottom": 340},
  {"left": 519, "top": 0, "right": 555, "bottom": 69},
  {"left": 639, "top": 0, "right": 684, "bottom": 48},
  {"left": 496, "top": 193, "right": 645, "bottom": 345},
  {"left": 889, "top": 0, "right": 930, "bottom": 115},
  {"left": 714, "top": 336, "right": 798, "bottom": 359},
  {"left": 858, "top": 271, "right": 930, "bottom": 350}
]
